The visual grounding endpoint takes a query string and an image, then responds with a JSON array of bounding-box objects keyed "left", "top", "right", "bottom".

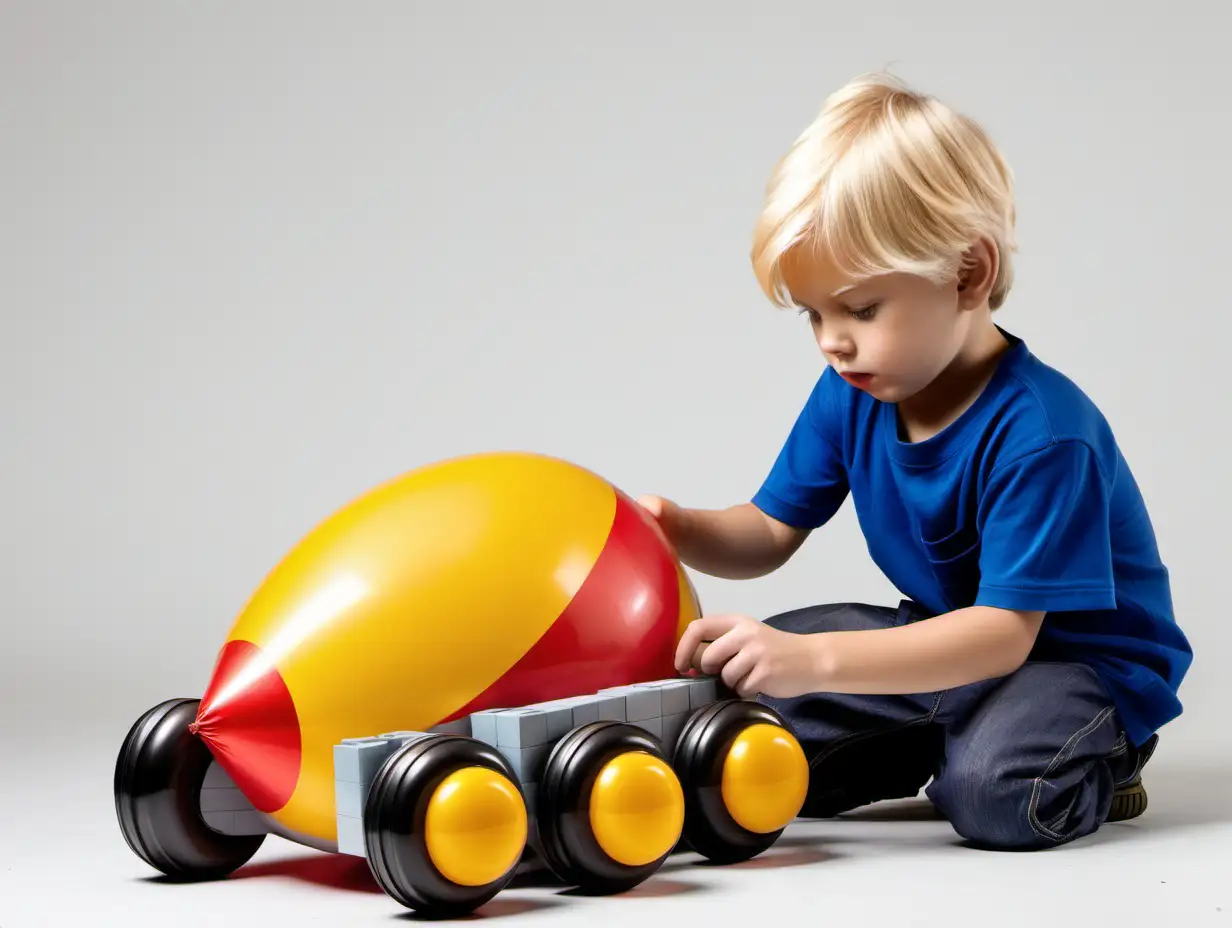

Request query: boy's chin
[{"left": 856, "top": 378, "right": 896, "bottom": 401}]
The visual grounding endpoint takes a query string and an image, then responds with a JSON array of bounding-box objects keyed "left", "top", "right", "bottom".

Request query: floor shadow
[
  {"left": 829, "top": 797, "right": 944, "bottom": 822},
  {"left": 557, "top": 877, "right": 705, "bottom": 900},
  {"left": 239, "top": 853, "right": 387, "bottom": 892},
  {"left": 509, "top": 836, "right": 841, "bottom": 895},
  {"left": 141, "top": 853, "right": 569, "bottom": 920},
  {"left": 509, "top": 859, "right": 713, "bottom": 897},
  {"left": 395, "top": 895, "right": 567, "bottom": 922},
  {"left": 703, "top": 844, "right": 839, "bottom": 871},
  {"left": 661, "top": 832, "right": 842, "bottom": 872},
  {"left": 137, "top": 853, "right": 388, "bottom": 893}
]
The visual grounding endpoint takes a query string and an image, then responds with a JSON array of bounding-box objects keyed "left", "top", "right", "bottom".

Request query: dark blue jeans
[{"left": 757, "top": 601, "right": 1154, "bottom": 850}]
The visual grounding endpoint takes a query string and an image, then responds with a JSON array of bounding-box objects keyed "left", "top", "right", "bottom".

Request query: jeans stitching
[
  {"left": 1026, "top": 705, "right": 1116, "bottom": 842},
  {"left": 1044, "top": 790, "right": 1081, "bottom": 833}
]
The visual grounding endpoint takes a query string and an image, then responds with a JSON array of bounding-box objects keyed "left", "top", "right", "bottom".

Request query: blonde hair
[{"left": 751, "top": 72, "right": 1017, "bottom": 310}]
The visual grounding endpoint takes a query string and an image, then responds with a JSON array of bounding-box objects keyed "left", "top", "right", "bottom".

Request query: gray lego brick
[
  {"left": 200, "top": 785, "right": 255, "bottom": 813},
  {"left": 232, "top": 810, "right": 267, "bottom": 835},
  {"left": 634, "top": 715, "right": 663, "bottom": 740},
  {"left": 495, "top": 742, "right": 552, "bottom": 783},
  {"left": 687, "top": 676, "right": 719, "bottom": 708},
  {"left": 661, "top": 710, "right": 691, "bottom": 750},
  {"left": 378, "top": 730, "right": 434, "bottom": 743},
  {"left": 539, "top": 702, "right": 580, "bottom": 739},
  {"left": 202, "top": 809, "right": 267, "bottom": 836},
  {"left": 335, "top": 778, "right": 367, "bottom": 819},
  {"left": 568, "top": 698, "right": 601, "bottom": 727},
  {"left": 429, "top": 716, "right": 472, "bottom": 736},
  {"left": 496, "top": 708, "right": 549, "bottom": 748},
  {"left": 337, "top": 814, "right": 365, "bottom": 857},
  {"left": 201, "top": 810, "right": 235, "bottom": 833},
  {"left": 593, "top": 694, "right": 626, "bottom": 721},
  {"left": 618, "top": 686, "right": 663, "bottom": 722},
  {"left": 553, "top": 692, "right": 624, "bottom": 725},
  {"left": 628, "top": 678, "right": 694, "bottom": 715},
  {"left": 334, "top": 731, "right": 432, "bottom": 783},
  {"left": 334, "top": 737, "right": 399, "bottom": 784},
  {"left": 469, "top": 710, "right": 501, "bottom": 745}
]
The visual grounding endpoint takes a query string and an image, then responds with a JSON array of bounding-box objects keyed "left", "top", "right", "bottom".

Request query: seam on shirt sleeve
[
  {"left": 751, "top": 487, "right": 826, "bottom": 530},
  {"left": 976, "top": 581, "right": 1117, "bottom": 612}
]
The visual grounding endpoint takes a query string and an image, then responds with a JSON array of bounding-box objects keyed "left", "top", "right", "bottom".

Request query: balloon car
[{"left": 114, "top": 450, "right": 810, "bottom": 918}]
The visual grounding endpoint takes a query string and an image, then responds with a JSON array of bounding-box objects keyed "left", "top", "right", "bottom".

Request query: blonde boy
[{"left": 640, "top": 73, "right": 1191, "bottom": 850}]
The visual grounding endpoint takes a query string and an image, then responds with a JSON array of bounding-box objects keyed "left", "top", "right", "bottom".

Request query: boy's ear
[
  {"left": 956, "top": 252, "right": 976, "bottom": 289},
  {"left": 955, "top": 237, "right": 997, "bottom": 307}
]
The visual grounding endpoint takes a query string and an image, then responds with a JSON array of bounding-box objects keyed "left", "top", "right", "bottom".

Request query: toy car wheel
[
  {"left": 364, "top": 733, "right": 528, "bottom": 919},
  {"left": 673, "top": 699, "right": 809, "bottom": 864},
  {"left": 536, "top": 721, "right": 684, "bottom": 895},
  {"left": 114, "top": 697, "right": 266, "bottom": 880}
]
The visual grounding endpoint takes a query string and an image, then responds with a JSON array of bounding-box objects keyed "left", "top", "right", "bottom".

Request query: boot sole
[{"left": 1108, "top": 782, "right": 1148, "bottom": 821}]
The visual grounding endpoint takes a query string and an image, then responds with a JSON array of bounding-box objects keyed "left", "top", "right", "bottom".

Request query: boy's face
[{"left": 780, "top": 244, "right": 976, "bottom": 405}]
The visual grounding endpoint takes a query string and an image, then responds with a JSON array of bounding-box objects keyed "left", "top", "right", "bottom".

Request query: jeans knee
[
  {"left": 928, "top": 763, "right": 1103, "bottom": 852},
  {"left": 929, "top": 770, "right": 1031, "bottom": 850}
]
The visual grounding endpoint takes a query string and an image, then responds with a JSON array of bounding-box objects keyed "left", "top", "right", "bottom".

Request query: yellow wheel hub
[
  {"left": 424, "top": 766, "right": 527, "bottom": 886},
  {"left": 720, "top": 723, "right": 809, "bottom": 833},
  {"left": 588, "top": 750, "right": 685, "bottom": 867}
]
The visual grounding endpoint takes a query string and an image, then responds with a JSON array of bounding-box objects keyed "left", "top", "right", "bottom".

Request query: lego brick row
[{"left": 332, "top": 675, "right": 723, "bottom": 858}]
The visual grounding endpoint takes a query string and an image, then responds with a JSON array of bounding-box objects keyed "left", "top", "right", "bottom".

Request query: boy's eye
[
  {"left": 797, "top": 306, "right": 820, "bottom": 323},
  {"left": 849, "top": 303, "right": 879, "bottom": 320}
]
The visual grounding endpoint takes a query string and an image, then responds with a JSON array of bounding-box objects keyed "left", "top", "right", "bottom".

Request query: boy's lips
[{"left": 839, "top": 370, "right": 874, "bottom": 385}]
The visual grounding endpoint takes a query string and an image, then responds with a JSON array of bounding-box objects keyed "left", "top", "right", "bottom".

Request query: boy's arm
[
  {"left": 646, "top": 500, "right": 810, "bottom": 580},
  {"left": 681, "top": 606, "right": 1044, "bottom": 696},
  {"left": 805, "top": 605, "right": 1046, "bottom": 692}
]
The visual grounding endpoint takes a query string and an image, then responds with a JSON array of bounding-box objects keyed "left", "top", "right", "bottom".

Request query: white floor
[{"left": 5, "top": 729, "right": 1230, "bottom": 928}]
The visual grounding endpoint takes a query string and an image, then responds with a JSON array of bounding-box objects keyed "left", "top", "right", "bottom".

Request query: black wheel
[
  {"left": 536, "top": 721, "right": 684, "bottom": 895},
  {"left": 114, "top": 697, "right": 265, "bottom": 880},
  {"left": 364, "top": 733, "right": 528, "bottom": 919},
  {"left": 673, "top": 699, "right": 809, "bottom": 864}
]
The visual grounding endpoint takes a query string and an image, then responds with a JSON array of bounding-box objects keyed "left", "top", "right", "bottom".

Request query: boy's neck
[{"left": 896, "top": 318, "right": 1011, "bottom": 443}]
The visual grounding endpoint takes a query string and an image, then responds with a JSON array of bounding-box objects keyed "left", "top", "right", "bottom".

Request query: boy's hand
[
  {"left": 636, "top": 494, "right": 687, "bottom": 550},
  {"left": 675, "top": 613, "right": 822, "bottom": 699}
]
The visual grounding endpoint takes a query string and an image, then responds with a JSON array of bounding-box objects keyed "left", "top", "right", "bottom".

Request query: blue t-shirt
[{"left": 752, "top": 329, "right": 1191, "bottom": 747}]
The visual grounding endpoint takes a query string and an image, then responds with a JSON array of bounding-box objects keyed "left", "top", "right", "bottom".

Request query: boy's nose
[{"left": 820, "top": 330, "right": 855, "bottom": 359}]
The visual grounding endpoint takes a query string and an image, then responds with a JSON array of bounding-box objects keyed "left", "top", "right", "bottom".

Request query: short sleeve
[
  {"left": 975, "top": 438, "right": 1117, "bottom": 612},
  {"left": 751, "top": 371, "right": 849, "bottom": 529}
]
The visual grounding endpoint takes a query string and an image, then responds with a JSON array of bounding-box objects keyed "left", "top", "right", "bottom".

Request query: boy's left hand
[{"left": 674, "top": 613, "right": 820, "bottom": 698}]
